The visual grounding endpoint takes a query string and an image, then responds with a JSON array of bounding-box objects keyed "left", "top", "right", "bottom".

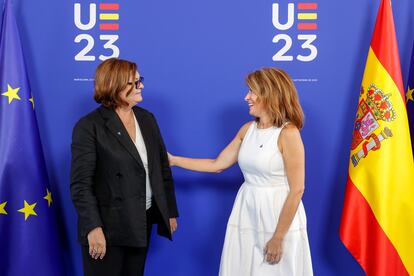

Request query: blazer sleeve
[
  {"left": 70, "top": 118, "right": 103, "bottom": 237},
  {"left": 151, "top": 114, "right": 179, "bottom": 218}
]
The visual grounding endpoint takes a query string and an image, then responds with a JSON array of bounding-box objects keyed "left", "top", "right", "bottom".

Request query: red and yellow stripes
[
  {"left": 340, "top": 0, "right": 414, "bottom": 275},
  {"left": 297, "top": 2, "right": 317, "bottom": 30},
  {"left": 340, "top": 177, "right": 409, "bottom": 275},
  {"left": 98, "top": 3, "right": 119, "bottom": 31}
]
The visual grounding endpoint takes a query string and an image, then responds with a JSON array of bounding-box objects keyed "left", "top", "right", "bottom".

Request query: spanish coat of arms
[{"left": 350, "top": 84, "right": 396, "bottom": 167}]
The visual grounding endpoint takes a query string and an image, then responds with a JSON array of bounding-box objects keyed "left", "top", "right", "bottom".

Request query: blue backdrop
[{"left": 3, "top": 0, "right": 414, "bottom": 275}]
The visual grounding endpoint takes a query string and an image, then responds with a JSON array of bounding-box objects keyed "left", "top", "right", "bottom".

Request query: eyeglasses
[{"left": 128, "top": 76, "right": 144, "bottom": 89}]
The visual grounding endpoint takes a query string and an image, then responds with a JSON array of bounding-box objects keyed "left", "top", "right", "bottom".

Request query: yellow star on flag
[
  {"left": 407, "top": 86, "right": 414, "bottom": 103},
  {"left": 43, "top": 188, "right": 53, "bottom": 207},
  {"left": 29, "top": 96, "right": 34, "bottom": 109},
  {"left": 18, "top": 200, "right": 37, "bottom": 220},
  {"left": 1, "top": 84, "right": 21, "bottom": 104},
  {"left": 0, "top": 201, "right": 7, "bottom": 215}
]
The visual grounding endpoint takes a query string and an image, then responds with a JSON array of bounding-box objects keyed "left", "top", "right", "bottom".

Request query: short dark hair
[{"left": 93, "top": 58, "right": 137, "bottom": 109}]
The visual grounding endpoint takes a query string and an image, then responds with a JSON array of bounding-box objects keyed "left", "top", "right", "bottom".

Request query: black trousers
[{"left": 82, "top": 208, "right": 155, "bottom": 276}]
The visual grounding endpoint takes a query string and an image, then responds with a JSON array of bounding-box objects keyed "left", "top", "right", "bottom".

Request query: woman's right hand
[{"left": 87, "top": 227, "right": 106, "bottom": 259}]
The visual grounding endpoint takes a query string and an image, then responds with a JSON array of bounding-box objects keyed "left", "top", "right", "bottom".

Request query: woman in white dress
[{"left": 169, "top": 68, "right": 313, "bottom": 276}]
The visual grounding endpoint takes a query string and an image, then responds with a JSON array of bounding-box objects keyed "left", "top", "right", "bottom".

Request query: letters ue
[{"left": 272, "top": 3, "right": 318, "bottom": 62}]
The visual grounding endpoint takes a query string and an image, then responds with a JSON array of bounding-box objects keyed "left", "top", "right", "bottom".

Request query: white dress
[{"left": 218, "top": 121, "right": 313, "bottom": 276}]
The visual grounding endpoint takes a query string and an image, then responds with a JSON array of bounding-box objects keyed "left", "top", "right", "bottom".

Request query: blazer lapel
[
  {"left": 133, "top": 107, "right": 154, "bottom": 174},
  {"left": 99, "top": 106, "right": 145, "bottom": 170}
]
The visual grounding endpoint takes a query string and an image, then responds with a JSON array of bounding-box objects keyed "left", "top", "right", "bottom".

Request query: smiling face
[
  {"left": 244, "top": 67, "right": 304, "bottom": 129},
  {"left": 118, "top": 71, "right": 144, "bottom": 107},
  {"left": 244, "top": 88, "right": 266, "bottom": 117},
  {"left": 94, "top": 58, "right": 144, "bottom": 109}
]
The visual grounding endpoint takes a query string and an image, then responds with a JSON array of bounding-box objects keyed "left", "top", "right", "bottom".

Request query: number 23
[
  {"left": 74, "top": 34, "right": 120, "bottom": 61},
  {"left": 272, "top": 34, "right": 317, "bottom": 62}
]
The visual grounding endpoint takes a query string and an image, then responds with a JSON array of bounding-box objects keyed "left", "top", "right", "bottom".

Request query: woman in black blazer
[{"left": 70, "top": 58, "right": 179, "bottom": 276}]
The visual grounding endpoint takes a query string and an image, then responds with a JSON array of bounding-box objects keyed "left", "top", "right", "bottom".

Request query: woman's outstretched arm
[{"left": 169, "top": 122, "right": 252, "bottom": 173}]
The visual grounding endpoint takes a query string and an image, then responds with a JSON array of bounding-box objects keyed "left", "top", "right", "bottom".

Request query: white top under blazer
[{"left": 133, "top": 114, "right": 152, "bottom": 210}]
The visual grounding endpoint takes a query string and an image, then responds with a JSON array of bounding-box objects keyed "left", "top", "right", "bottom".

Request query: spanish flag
[{"left": 339, "top": 0, "right": 414, "bottom": 275}]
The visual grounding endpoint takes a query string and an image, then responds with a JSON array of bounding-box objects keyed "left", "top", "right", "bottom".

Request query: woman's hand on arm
[
  {"left": 265, "top": 125, "right": 305, "bottom": 264},
  {"left": 168, "top": 122, "right": 252, "bottom": 173}
]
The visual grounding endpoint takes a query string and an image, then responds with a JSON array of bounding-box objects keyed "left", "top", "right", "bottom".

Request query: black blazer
[{"left": 70, "top": 105, "right": 179, "bottom": 247}]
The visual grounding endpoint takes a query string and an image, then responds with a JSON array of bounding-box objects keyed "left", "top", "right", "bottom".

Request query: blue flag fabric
[
  {"left": 407, "top": 43, "right": 414, "bottom": 156},
  {"left": 0, "top": 1, "right": 65, "bottom": 275}
]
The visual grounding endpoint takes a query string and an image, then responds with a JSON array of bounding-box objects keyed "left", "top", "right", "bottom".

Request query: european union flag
[
  {"left": 407, "top": 42, "right": 414, "bottom": 157},
  {"left": 0, "top": 1, "right": 65, "bottom": 275}
]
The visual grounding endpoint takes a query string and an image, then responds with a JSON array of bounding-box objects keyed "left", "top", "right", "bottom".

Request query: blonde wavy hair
[{"left": 246, "top": 68, "right": 304, "bottom": 129}]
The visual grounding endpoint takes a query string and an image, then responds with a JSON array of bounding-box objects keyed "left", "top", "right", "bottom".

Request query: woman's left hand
[
  {"left": 169, "top": 217, "right": 178, "bottom": 234},
  {"left": 264, "top": 237, "right": 283, "bottom": 264}
]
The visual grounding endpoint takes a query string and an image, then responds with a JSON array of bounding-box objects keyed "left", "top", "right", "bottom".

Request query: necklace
[{"left": 255, "top": 123, "right": 274, "bottom": 148}]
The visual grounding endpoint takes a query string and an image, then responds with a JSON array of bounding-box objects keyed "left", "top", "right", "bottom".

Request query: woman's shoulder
[
  {"left": 241, "top": 120, "right": 254, "bottom": 130},
  {"left": 76, "top": 108, "right": 101, "bottom": 123},
  {"left": 280, "top": 122, "right": 300, "bottom": 134},
  {"left": 278, "top": 123, "right": 302, "bottom": 149},
  {"left": 237, "top": 121, "right": 254, "bottom": 140},
  {"left": 73, "top": 107, "right": 104, "bottom": 132}
]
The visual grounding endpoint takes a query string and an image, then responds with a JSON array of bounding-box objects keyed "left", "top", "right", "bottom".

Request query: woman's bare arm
[{"left": 169, "top": 122, "right": 252, "bottom": 173}]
